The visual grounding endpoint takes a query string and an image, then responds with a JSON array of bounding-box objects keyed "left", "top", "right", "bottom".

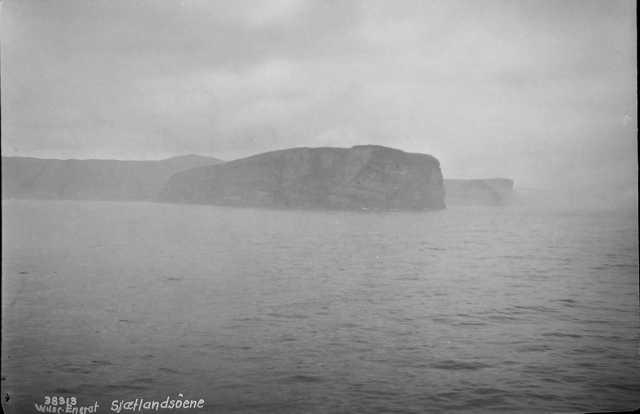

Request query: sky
[{"left": 1, "top": 0, "right": 637, "bottom": 201}]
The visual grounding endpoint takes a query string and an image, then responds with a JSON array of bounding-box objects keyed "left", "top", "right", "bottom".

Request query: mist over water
[
  {"left": 508, "top": 184, "right": 639, "bottom": 215},
  {"left": 2, "top": 200, "right": 638, "bottom": 413}
]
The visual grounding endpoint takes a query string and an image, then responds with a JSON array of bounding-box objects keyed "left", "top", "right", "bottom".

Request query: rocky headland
[{"left": 159, "top": 145, "right": 445, "bottom": 210}]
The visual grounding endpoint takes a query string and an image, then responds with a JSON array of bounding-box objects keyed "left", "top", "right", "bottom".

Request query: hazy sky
[{"left": 1, "top": 0, "right": 637, "bottom": 196}]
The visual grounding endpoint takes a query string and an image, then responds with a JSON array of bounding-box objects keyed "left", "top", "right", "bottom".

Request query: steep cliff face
[
  {"left": 160, "top": 145, "right": 445, "bottom": 210},
  {"left": 444, "top": 178, "right": 514, "bottom": 205},
  {"left": 1, "top": 155, "right": 221, "bottom": 201}
]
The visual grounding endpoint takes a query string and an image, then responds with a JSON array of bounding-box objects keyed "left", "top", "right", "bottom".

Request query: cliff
[
  {"left": 444, "top": 178, "right": 514, "bottom": 205},
  {"left": 1, "top": 154, "right": 221, "bottom": 201},
  {"left": 159, "top": 145, "right": 445, "bottom": 210}
]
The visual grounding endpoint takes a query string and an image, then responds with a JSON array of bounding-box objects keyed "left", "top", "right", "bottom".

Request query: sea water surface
[{"left": 2, "top": 199, "right": 639, "bottom": 413}]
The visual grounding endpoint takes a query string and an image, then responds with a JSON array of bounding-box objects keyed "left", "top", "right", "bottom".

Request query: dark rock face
[
  {"left": 1, "top": 155, "right": 221, "bottom": 201},
  {"left": 160, "top": 145, "right": 445, "bottom": 210},
  {"left": 444, "top": 178, "right": 514, "bottom": 205}
]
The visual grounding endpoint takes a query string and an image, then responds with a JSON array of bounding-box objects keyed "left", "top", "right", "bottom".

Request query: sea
[{"left": 2, "top": 199, "right": 639, "bottom": 413}]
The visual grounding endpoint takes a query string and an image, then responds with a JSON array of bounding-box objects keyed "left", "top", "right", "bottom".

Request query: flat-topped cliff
[
  {"left": 159, "top": 145, "right": 445, "bottom": 210},
  {"left": 1, "top": 155, "right": 221, "bottom": 201},
  {"left": 444, "top": 178, "right": 514, "bottom": 205}
]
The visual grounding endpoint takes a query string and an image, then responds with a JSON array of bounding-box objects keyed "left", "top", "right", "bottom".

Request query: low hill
[{"left": 1, "top": 154, "right": 222, "bottom": 201}]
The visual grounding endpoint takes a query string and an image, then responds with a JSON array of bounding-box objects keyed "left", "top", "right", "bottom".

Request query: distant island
[{"left": 2, "top": 146, "right": 515, "bottom": 209}]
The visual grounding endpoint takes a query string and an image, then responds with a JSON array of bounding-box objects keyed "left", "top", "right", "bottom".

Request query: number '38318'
[{"left": 44, "top": 396, "right": 77, "bottom": 406}]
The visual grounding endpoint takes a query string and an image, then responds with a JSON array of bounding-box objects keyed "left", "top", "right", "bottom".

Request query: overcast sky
[{"left": 1, "top": 0, "right": 637, "bottom": 198}]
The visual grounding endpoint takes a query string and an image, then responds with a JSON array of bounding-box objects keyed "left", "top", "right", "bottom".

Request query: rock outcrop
[
  {"left": 159, "top": 145, "right": 445, "bottom": 210},
  {"left": 444, "top": 178, "right": 514, "bottom": 205},
  {"left": 1, "top": 154, "right": 221, "bottom": 201}
]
